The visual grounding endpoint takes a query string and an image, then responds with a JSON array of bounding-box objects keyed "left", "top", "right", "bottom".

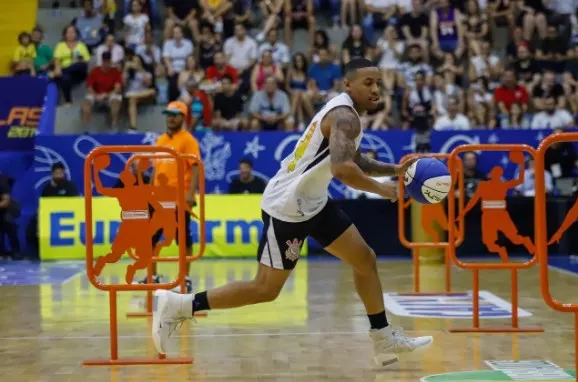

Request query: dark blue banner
[
  {"left": 32, "top": 129, "right": 572, "bottom": 199},
  {"left": 0, "top": 76, "right": 49, "bottom": 152}
]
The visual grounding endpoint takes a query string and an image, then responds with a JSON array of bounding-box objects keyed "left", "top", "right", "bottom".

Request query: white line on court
[{"left": 548, "top": 264, "right": 578, "bottom": 278}]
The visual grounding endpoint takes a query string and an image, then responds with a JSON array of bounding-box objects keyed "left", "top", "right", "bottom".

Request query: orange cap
[{"left": 162, "top": 101, "right": 188, "bottom": 116}]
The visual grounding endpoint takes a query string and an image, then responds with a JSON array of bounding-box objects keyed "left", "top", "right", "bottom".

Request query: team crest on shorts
[{"left": 285, "top": 239, "right": 303, "bottom": 262}]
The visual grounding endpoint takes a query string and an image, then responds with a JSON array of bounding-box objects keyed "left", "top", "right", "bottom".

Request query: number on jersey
[{"left": 288, "top": 122, "right": 317, "bottom": 172}]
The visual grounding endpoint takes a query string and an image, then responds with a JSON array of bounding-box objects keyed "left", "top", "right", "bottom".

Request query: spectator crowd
[{"left": 9, "top": 0, "right": 578, "bottom": 135}]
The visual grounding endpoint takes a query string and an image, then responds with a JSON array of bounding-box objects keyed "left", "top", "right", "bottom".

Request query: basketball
[{"left": 403, "top": 158, "right": 451, "bottom": 204}]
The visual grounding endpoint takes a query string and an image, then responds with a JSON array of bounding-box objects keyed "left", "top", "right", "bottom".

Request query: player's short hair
[
  {"left": 240, "top": 158, "right": 253, "bottom": 167},
  {"left": 344, "top": 58, "right": 376, "bottom": 79}
]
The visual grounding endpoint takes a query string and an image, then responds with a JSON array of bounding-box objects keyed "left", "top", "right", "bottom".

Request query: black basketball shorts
[{"left": 257, "top": 201, "right": 353, "bottom": 270}]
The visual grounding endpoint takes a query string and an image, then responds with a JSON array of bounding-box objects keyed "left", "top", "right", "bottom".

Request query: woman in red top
[{"left": 250, "top": 50, "right": 284, "bottom": 92}]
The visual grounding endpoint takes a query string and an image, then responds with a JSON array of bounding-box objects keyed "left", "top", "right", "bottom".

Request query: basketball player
[{"left": 152, "top": 58, "right": 433, "bottom": 366}]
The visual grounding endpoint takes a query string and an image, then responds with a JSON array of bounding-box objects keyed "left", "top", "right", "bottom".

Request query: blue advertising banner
[
  {"left": 32, "top": 129, "right": 573, "bottom": 199},
  {"left": 0, "top": 76, "right": 48, "bottom": 151}
]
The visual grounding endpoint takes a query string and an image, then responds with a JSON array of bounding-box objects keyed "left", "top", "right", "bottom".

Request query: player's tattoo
[
  {"left": 354, "top": 153, "right": 399, "bottom": 176},
  {"left": 328, "top": 107, "right": 362, "bottom": 164}
]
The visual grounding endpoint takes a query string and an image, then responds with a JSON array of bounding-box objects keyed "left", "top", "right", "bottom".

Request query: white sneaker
[
  {"left": 152, "top": 290, "right": 194, "bottom": 354},
  {"left": 369, "top": 326, "right": 433, "bottom": 367}
]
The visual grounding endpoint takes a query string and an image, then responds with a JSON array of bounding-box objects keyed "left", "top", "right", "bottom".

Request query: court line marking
[
  {"left": 549, "top": 264, "right": 578, "bottom": 278},
  {"left": 61, "top": 270, "right": 84, "bottom": 285},
  {"left": 0, "top": 327, "right": 574, "bottom": 341}
]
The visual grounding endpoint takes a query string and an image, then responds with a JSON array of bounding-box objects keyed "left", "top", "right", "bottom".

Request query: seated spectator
[
  {"left": 532, "top": 70, "right": 565, "bottom": 111},
  {"left": 180, "top": 79, "right": 212, "bottom": 131},
  {"left": 258, "top": 29, "right": 291, "bottom": 67},
  {"left": 545, "top": 128, "right": 578, "bottom": 178},
  {"left": 74, "top": 0, "right": 107, "bottom": 51},
  {"left": 469, "top": 41, "right": 503, "bottom": 88},
  {"left": 155, "top": 65, "right": 170, "bottom": 105},
  {"left": 397, "top": 43, "right": 433, "bottom": 89},
  {"left": 257, "top": 0, "right": 285, "bottom": 42},
  {"left": 251, "top": 50, "right": 284, "bottom": 92},
  {"left": 464, "top": 0, "right": 489, "bottom": 56},
  {"left": 229, "top": 159, "right": 267, "bottom": 194},
  {"left": 309, "top": 30, "right": 338, "bottom": 63},
  {"left": 361, "top": 100, "right": 391, "bottom": 130},
  {"left": 53, "top": 25, "right": 91, "bottom": 105},
  {"left": 462, "top": 151, "right": 486, "bottom": 197},
  {"left": 164, "top": 0, "right": 198, "bottom": 40},
  {"left": 341, "top": 25, "right": 373, "bottom": 65},
  {"left": 223, "top": 0, "right": 252, "bottom": 40},
  {"left": 125, "top": 54, "right": 156, "bottom": 132},
  {"left": 31, "top": 26, "right": 53, "bottom": 76},
  {"left": 286, "top": 52, "right": 310, "bottom": 128},
  {"left": 206, "top": 51, "right": 239, "bottom": 87},
  {"left": 398, "top": 0, "right": 429, "bottom": 57},
  {"left": 224, "top": 23, "right": 257, "bottom": 95},
  {"left": 135, "top": 28, "right": 161, "bottom": 70},
  {"left": 519, "top": 0, "right": 548, "bottom": 41},
  {"left": 0, "top": 175, "right": 20, "bottom": 260},
  {"left": 546, "top": 0, "right": 575, "bottom": 36},
  {"left": 163, "top": 25, "right": 194, "bottom": 101},
  {"left": 488, "top": 0, "right": 515, "bottom": 38},
  {"left": 531, "top": 96, "right": 574, "bottom": 129},
  {"left": 437, "top": 52, "right": 463, "bottom": 86},
  {"left": 430, "top": 0, "right": 465, "bottom": 60},
  {"left": 361, "top": 0, "right": 396, "bottom": 43},
  {"left": 515, "top": 158, "right": 553, "bottom": 196},
  {"left": 198, "top": 25, "right": 222, "bottom": 70},
  {"left": 179, "top": 55, "right": 206, "bottom": 91},
  {"left": 95, "top": 34, "right": 125, "bottom": 67},
  {"left": 513, "top": 42, "right": 540, "bottom": 91},
  {"left": 91, "top": 0, "right": 117, "bottom": 31},
  {"left": 124, "top": 0, "right": 155, "bottom": 20},
  {"left": 82, "top": 52, "right": 123, "bottom": 132},
  {"left": 433, "top": 73, "right": 462, "bottom": 116},
  {"left": 401, "top": 71, "right": 435, "bottom": 151},
  {"left": 249, "top": 75, "right": 291, "bottom": 131},
  {"left": 434, "top": 96, "right": 470, "bottom": 130},
  {"left": 284, "top": 0, "right": 315, "bottom": 47},
  {"left": 470, "top": 102, "right": 495, "bottom": 129},
  {"left": 123, "top": 0, "right": 150, "bottom": 49},
  {"left": 494, "top": 69, "right": 529, "bottom": 127},
  {"left": 468, "top": 76, "right": 494, "bottom": 117},
  {"left": 506, "top": 27, "right": 527, "bottom": 64},
  {"left": 197, "top": 0, "right": 231, "bottom": 37},
  {"left": 376, "top": 25, "right": 404, "bottom": 91},
  {"left": 502, "top": 102, "right": 531, "bottom": 129},
  {"left": 41, "top": 162, "right": 79, "bottom": 197},
  {"left": 536, "top": 25, "right": 570, "bottom": 74},
  {"left": 213, "top": 75, "right": 247, "bottom": 130},
  {"left": 12, "top": 32, "right": 35, "bottom": 76},
  {"left": 304, "top": 48, "right": 342, "bottom": 109}
]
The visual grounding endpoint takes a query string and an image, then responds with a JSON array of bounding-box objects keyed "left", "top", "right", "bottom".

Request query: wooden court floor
[{"left": 0, "top": 259, "right": 576, "bottom": 381}]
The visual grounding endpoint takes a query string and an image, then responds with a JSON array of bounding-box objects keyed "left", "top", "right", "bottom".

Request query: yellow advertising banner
[{"left": 39, "top": 195, "right": 308, "bottom": 260}]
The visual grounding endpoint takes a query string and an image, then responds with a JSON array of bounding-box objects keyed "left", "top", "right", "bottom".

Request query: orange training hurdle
[
  {"left": 124, "top": 153, "right": 207, "bottom": 319},
  {"left": 397, "top": 153, "right": 465, "bottom": 294},
  {"left": 447, "top": 144, "right": 543, "bottom": 333},
  {"left": 535, "top": 133, "right": 578, "bottom": 381},
  {"left": 82, "top": 145, "right": 193, "bottom": 366}
]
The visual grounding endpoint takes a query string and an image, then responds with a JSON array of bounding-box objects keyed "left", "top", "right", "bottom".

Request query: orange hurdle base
[
  {"left": 449, "top": 326, "right": 543, "bottom": 333},
  {"left": 83, "top": 356, "right": 194, "bottom": 366}
]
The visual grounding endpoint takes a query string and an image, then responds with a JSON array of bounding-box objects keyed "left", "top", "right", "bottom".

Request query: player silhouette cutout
[
  {"left": 403, "top": 199, "right": 456, "bottom": 243},
  {"left": 92, "top": 154, "right": 165, "bottom": 284},
  {"left": 458, "top": 151, "right": 535, "bottom": 262},
  {"left": 149, "top": 172, "right": 181, "bottom": 257},
  {"left": 549, "top": 198, "right": 578, "bottom": 244}
]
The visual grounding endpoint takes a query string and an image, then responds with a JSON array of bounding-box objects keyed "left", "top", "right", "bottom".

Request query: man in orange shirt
[{"left": 149, "top": 101, "right": 200, "bottom": 292}]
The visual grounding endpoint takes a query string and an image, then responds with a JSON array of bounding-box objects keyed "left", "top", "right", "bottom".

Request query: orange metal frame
[
  {"left": 397, "top": 153, "right": 465, "bottom": 295},
  {"left": 82, "top": 145, "right": 193, "bottom": 366},
  {"left": 124, "top": 153, "right": 207, "bottom": 319},
  {"left": 447, "top": 144, "right": 543, "bottom": 333},
  {"left": 535, "top": 133, "right": 578, "bottom": 380}
]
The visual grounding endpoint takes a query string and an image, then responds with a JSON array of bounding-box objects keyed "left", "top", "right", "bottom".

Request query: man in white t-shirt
[
  {"left": 531, "top": 97, "right": 575, "bottom": 129},
  {"left": 162, "top": 25, "right": 194, "bottom": 101},
  {"left": 224, "top": 23, "right": 257, "bottom": 95},
  {"left": 257, "top": 29, "right": 290, "bottom": 67},
  {"left": 433, "top": 96, "right": 471, "bottom": 130},
  {"left": 123, "top": 0, "right": 150, "bottom": 47}
]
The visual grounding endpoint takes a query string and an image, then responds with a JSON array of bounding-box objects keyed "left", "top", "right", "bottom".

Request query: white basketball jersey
[{"left": 261, "top": 93, "right": 363, "bottom": 222}]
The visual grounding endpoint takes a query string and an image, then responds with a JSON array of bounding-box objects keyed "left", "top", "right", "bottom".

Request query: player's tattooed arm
[
  {"left": 328, "top": 107, "right": 397, "bottom": 200},
  {"left": 354, "top": 152, "right": 399, "bottom": 176}
]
